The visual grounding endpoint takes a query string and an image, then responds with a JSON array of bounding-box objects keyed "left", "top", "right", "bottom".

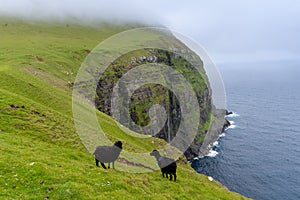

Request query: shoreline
[{"left": 197, "top": 108, "right": 230, "bottom": 158}]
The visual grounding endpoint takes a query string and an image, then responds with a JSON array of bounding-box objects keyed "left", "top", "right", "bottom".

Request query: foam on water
[
  {"left": 225, "top": 120, "right": 236, "bottom": 130},
  {"left": 225, "top": 124, "right": 236, "bottom": 131},
  {"left": 206, "top": 149, "right": 219, "bottom": 157},
  {"left": 219, "top": 133, "right": 226, "bottom": 138},
  {"left": 213, "top": 141, "right": 219, "bottom": 147},
  {"left": 226, "top": 112, "right": 239, "bottom": 118},
  {"left": 227, "top": 124, "right": 236, "bottom": 129},
  {"left": 201, "top": 113, "right": 239, "bottom": 158}
]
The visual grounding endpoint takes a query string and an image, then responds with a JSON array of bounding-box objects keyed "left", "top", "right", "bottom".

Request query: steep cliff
[{"left": 95, "top": 48, "right": 213, "bottom": 160}]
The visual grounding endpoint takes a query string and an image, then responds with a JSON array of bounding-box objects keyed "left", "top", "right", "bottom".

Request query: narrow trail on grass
[{"left": 117, "top": 158, "right": 155, "bottom": 171}]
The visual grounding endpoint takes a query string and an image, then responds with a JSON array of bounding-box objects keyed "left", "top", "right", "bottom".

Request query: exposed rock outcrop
[{"left": 95, "top": 48, "right": 225, "bottom": 160}]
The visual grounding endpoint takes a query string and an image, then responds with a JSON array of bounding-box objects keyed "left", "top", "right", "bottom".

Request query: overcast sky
[{"left": 1, "top": 0, "right": 299, "bottom": 64}]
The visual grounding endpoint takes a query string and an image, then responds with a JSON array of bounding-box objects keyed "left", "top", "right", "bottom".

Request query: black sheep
[
  {"left": 150, "top": 150, "right": 177, "bottom": 181},
  {"left": 93, "top": 141, "right": 122, "bottom": 169}
]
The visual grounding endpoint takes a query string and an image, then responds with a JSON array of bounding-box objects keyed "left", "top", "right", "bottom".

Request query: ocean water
[{"left": 191, "top": 60, "right": 300, "bottom": 200}]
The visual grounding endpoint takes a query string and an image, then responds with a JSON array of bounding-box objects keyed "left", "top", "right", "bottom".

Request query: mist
[
  {"left": 1, "top": 0, "right": 299, "bottom": 64},
  {"left": 0, "top": 0, "right": 164, "bottom": 25}
]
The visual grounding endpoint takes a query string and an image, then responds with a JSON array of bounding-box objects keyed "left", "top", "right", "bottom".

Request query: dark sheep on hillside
[
  {"left": 93, "top": 141, "right": 122, "bottom": 169},
  {"left": 150, "top": 150, "right": 177, "bottom": 181}
]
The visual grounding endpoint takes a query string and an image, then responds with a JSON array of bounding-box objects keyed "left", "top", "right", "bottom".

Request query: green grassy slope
[{"left": 0, "top": 19, "right": 249, "bottom": 199}]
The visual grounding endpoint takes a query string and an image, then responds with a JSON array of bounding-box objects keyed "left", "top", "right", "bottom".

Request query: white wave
[
  {"left": 227, "top": 124, "right": 236, "bottom": 129},
  {"left": 200, "top": 127, "right": 229, "bottom": 159},
  {"left": 229, "top": 120, "right": 235, "bottom": 125},
  {"left": 225, "top": 125, "right": 236, "bottom": 131},
  {"left": 219, "top": 133, "right": 226, "bottom": 138},
  {"left": 226, "top": 112, "right": 239, "bottom": 118},
  {"left": 213, "top": 141, "right": 219, "bottom": 147},
  {"left": 206, "top": 149, "right": 219, "bottom": 157}
]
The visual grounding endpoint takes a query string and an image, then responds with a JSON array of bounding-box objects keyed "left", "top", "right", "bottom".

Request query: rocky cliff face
[{"left": 95, "top": 48, "right": 215, "bottom": 160}]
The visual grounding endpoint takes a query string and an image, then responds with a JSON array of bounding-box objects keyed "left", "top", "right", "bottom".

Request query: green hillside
[{"left": 0, "top": 19, "right": 249, "bottom": 199}]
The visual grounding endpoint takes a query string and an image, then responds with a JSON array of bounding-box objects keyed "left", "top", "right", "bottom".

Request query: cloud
[
  {"left": 0, "top": 0, "right": 299, "bottom": 63},
  {"left": 0, "top": 0, "right": 170, "bottom": 25},
  {"left": 161, "top": 0, "right": 300, "bottom": 63}
]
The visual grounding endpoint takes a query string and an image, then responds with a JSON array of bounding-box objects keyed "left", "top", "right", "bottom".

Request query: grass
[
  {"left": 0, "top": 18, "right": 250, "bottom": 199},
  {"left": 1, "top": 131, "right": 249, "bottom": 199}
]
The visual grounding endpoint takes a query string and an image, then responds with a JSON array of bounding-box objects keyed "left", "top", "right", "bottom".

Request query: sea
[{"left": 191, "top": 60, "right": 300, "bottom": 200}]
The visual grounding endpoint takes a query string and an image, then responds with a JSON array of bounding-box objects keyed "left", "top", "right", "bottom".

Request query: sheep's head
[
  {"left": 114, "top": 141, "right": 123, "bottom": 149},
  {"left": 150, "top": 150, "right": 161, "bottom": 159}
]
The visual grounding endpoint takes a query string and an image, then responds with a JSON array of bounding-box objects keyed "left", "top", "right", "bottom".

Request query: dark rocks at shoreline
[
  {"left": 222, "top": 119, "right": 231, "bottom": 132},
  {"left": 226, "top": 110, "right": 233, "bottom": 115}
]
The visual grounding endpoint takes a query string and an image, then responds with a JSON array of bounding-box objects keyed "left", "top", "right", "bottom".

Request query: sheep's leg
[
  {"left": 174, "top": 173, "right": 177, "bottom": 181},
  {"left": 108, "top": 163, "right": 110, "bottom": 169},
  {"left": 169, "top": 174, "right": 173, "bottom": 181},
  {"left": 112, "top": 162, "right": 115, "bottom": 169},
  {"left": 95, "top": 159, "right": 100, "bottom": 167},
  {"left": 100, "top": 162, "right": 107, "bottom": 169}
]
